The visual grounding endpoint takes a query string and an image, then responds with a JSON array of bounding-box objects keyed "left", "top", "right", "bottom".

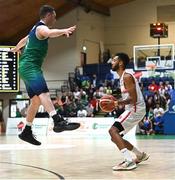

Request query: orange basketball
[{"left": 99, "top": 95, "right": 116, "bottom": 112}]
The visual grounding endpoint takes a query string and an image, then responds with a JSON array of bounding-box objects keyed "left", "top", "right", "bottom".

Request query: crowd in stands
[
  {"left": 52, "top": 69, "right": 173, "bottom": 136},
  {"left": 138, "top": 78, "right": 173, "bottom": 135},
  {"left": 11, "top": 67, "right": 174, "bottom": 135}
]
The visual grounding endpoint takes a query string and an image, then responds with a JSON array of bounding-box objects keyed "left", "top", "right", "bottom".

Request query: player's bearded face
[
  {"left": 112, "top": 63, "right": 119, "bottom": 71},
  {"left": 111, "top": 56, "right": 120, "bottom": 71},
  {"left": 112, "top": 60, "right": 120, "bottom": 71}
]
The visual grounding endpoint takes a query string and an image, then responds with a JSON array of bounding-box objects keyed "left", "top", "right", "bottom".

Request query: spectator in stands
[
  {"left": 148, "top": 80, "right": 159, "bottom": 93},
  {"left": 153, "top": 113, "right": 164, "bottom": 134},
  {"left": 145, "top": 96, "right": 155, "bottom": 114},
  {"left": 21, "top": 103, "right": 29, "bottom": 117},
  {"left": 154, "top": 91, "right": 160, "bottom": 102},
  {"left": 153, "top": 103, "right": 164, "bottom": 118},
  {"left": 153, "top": 91, "right": 167, "bottom": 109},
  {"left": 79, "top": 88, "right": 87, "bottom": 99},
  {"left": 147, "top": 107, "right": 154, "bottom": 121},
  {"left": 86, "top": 102, "right": 94, "bottom": 117},
  {"left": 77, "top": 106, "right": 87, "bottom": 117},
  {"left": 165, "top": 81, "right": 173, "bottom": 92},
  {"left": 61, "top": 92, "right": 70, "bottom": 105},
  {"left": 86, "top": 84, "right": 96, "bottom": 99},
  {"left": 52, "top": 96, "right": 64, "bottom": 116},
  {"left": 99, "top": 85, "right": 106, "bottom": 95},
  {"left": 80, "top": 93, "right": 88, "bottom": 107},
  {"left": 16, "top": 107, "right": 22, "bottom": 117},
  {"left": 64, "top": 100, "right": 77, "bottom": 117},
  {"left": 139, "top": 82, "right": 146, "bottom": 94},
  {"left": 75, "top": 98, "right": 83, "bottom": 111},
  {"left": 93, "top": 88, "right": 104, "bottom": 99},
  {"left": 139, "top": 116, "right": 153, "bottom": 135},
  {"left": 91, "top": 74, "right": 99, "bottom": 88},
  {"left": 164, "top": 91, "right": 171, "bottom": 110},
  {"left": 81, "top": 74, "right": 90, "bottom": 90},
  {"left": 105, "top": 85, "right": 113, "bottom": 95},
  {"left": 89, "top": 96, "right": 99, "bottom": 115},
  {"left": 67, "top": 91, "right": 77, "bottom": 104},
  {"left": 73, "top": 86, "right": 81, "bottom": 100},
  {"left": 158, "top": 81, "right": 165, "bottom": 96}
]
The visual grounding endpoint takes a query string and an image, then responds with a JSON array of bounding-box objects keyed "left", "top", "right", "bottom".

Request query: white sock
[
  {"left": 49, "top": 110, "right": 57, "bottom": 117},
  {"left": 26, "top": 121, "right": 32, "bottom": 126},
  {"left": 121, "top": 148, "right": 133, "bottom": 162},
  {"left": 131, "top": 147, "right": 143, "bottom": 158}
]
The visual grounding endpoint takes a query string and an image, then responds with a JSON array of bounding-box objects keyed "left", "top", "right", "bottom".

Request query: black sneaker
[
  {"left": 18, "top": 127, "right": 41, "bottom": 146},
  {"left": 53, "top": 119, "right": 80, "bottom": 133}
]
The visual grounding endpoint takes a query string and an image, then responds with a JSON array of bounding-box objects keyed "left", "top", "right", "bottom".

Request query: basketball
[{"left": 99, "top": 95, "right": 116, "bottom": 112}]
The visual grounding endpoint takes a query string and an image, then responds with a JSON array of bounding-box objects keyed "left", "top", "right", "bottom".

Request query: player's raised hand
[{"left": 64, "top": 25, "right": 76, "bottom": 37}]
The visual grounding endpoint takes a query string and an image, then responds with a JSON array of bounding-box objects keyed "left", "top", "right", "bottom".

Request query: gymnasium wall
[
  {"left": 104, "top": 0, "right": 175, "bottom": 57},
  {"left": 42, "top": 0, "right": 175, "bottom": 81},
  {"left": 43, "top": 7, "right": 105, "bottom": 81},
  {"left": 76, "top": 8, "right": 105, "bottom": 64},
  {"left": 43, "top": 9, "right": 77, "bottom": 81}
]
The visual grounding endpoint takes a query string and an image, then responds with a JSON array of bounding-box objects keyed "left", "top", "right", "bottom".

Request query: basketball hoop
[{"left": 146, "top": 64, "right": 156, "bottom": 71}]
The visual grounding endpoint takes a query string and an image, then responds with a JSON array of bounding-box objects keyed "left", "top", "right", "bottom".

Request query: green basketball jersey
[{"left": 19, "top": 21, "right": 48, "bottom": 79}]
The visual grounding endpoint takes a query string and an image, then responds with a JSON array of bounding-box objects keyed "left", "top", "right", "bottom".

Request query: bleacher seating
[
  {"left": 83, "top": 63, "right": 111, "bottom": 82},
  {"left": 141, "top": 76, "right": 174, "bottom": 88}
]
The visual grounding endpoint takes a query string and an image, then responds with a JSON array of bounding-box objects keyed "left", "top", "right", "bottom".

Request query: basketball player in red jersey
[{"left": 108, "top": 53, "right": 149, "bottom": 171}]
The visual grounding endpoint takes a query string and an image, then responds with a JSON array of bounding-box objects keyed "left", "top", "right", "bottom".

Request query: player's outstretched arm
[
  {"left": 36, "top": 25, "right": 76, "bottom": 39},
  {"left": 11, "top": 36, "right": 28, "bottom": 53}
]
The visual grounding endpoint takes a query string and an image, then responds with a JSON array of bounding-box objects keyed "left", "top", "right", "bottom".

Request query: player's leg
[
  {"left": 109, "top": 122, "right": 137, "bottom": 171},
  {"left": 109, "top": 127, "right": 147, "bottom": 163},
  {"left": 38, "top": 88, "right": 80, "bottom": 132},
  {"left": 19, "top": 95, "right": 41, "bottom": 145},
  {"left": 24, "top": 72, "right": 80, "bottom": 132},
  {"left": 26, "top": 95, "right": 41, "bottom": 123},
  {"left": 121, "top": 109, "right": 149, "bottom": 164},
  {"left": 123, "top": 139, "right": 149, "bottom": 163},
  {"left": 39, "top": 92, "right": 66, "bottom": 132}
]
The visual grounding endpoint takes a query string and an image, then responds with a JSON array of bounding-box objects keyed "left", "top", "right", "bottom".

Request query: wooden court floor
[{"left": 0, "top": 132, "right": 175, "bottom": 180}]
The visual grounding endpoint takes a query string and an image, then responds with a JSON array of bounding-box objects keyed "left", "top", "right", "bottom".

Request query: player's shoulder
[
  {"left": 36, "top": 24, "right": 48, "bottom": 30},
  {"left": 123, "top": 72, "right": 133, "bottom": 80},
  {"left": 123, "top": 72, "right": 136, "bottom": 85}
]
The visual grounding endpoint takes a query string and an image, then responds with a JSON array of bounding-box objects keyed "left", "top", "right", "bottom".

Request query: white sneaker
[
  {"left": 113, "top": 161, "right": 137, "bottom": 171},
  {"left": 135, "top": 152, "right": 149, "bottom": 164}
]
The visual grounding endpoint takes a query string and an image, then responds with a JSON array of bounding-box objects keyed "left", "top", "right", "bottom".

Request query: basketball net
[{"left": 146, "top": 64, "right": 156, "bottom": 76}]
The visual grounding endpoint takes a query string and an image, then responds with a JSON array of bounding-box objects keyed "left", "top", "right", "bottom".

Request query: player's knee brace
[{"left": 112, "top": 121, "right": 125, "bottom": 137}]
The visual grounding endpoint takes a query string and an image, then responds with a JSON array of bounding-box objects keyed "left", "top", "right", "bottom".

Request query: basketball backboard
[{"left": 133, "top": 44, "right": 174, "bottom": 71}]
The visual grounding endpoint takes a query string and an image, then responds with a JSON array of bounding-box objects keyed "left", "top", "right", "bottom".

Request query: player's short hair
[
  {"left": 39, "top": 5, "right": 55, "bottom": 18},
  {"left": 115, "top": 52, "right": 130, "bottom": 68}
]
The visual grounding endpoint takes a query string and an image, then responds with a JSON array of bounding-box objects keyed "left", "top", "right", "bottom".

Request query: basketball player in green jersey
[{"left": 12, "top": 5, "right": 80, "bottom": 145}]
